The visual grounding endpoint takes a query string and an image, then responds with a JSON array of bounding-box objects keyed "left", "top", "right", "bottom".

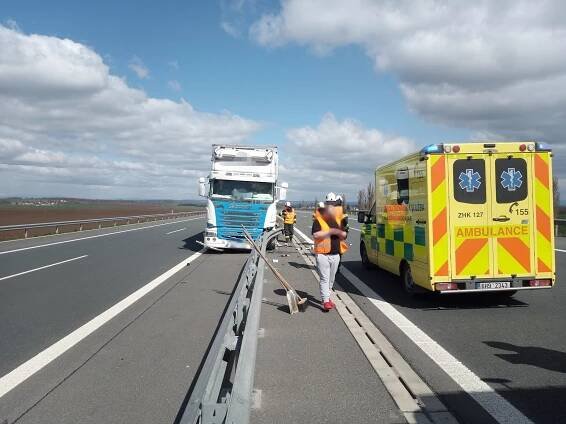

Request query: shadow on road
[
  {"left": 273, "top": 288, "right": 324, "bottom": 312},
  {"left": 179, "top": 233, "right": 204, "bottom": 253},
  {"left": 287, "top": 261, "right": 315, "bottom": 270},
  {"left": 337, "top": 259, "right": 529, "bottom": 310},
  {"left": 485, "top": 341, "right": 566, "bottom": 374}
]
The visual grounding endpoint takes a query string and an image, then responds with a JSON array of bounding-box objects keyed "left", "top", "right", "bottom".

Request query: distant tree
[
  {"left": 357, "top": 182, "right": 374, "bottom": 209},
  {"left": 357, "top": 189, "right": 366, "bottom": 210},
  {"left": 366, "top": 182, "right": 375, "bottom": 209},
  {"left": 340, "top": 193, "right": 347, "bottom": 212}
]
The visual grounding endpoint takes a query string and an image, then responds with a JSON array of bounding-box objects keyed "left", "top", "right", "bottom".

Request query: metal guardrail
[
  {"left": 179, "top": 228, "right": 281, "bottom": 424},
  {"left": 0, "top": 211, "right": 205, "bottom": 239},
  {"left": 556, "top": 218, "right": 566, "bottom": 236}
]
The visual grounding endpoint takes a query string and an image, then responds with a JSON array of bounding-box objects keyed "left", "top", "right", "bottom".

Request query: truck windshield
[{"left": 211, "top": 179, "right": 274, "bottom": 201}]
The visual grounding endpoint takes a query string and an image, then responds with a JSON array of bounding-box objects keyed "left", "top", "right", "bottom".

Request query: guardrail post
[
  {"left": 99, "top": 223, "right": 102, "bottom": 229},
  {"left": 55, "top": 226, "right": 59, "bottom": 234},
  {"left": 79, "top": 224, "right": 83, "bottom": 232},
  {"left": 24, "top": 228, "right": 28, "bottom": 239}
]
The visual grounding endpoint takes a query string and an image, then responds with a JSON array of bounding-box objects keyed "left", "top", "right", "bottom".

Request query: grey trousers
[{"left": 316, "top": 253, "right": 340, "bottom": 302}]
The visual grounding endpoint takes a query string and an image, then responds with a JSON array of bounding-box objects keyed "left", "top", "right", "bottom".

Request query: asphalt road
[
  {"left": 295, "top": 210, "right": 566, "bottom": 424},
  {"left": 0, "top": 216, "right": 249, "bottom": 423},
  {"left": 3, "top": 211, "right": 564, "bottom": 423}
]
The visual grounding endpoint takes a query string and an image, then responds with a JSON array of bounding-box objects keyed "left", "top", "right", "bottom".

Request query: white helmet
[
  {"left": 325, "top": 192, "right": 337, "bottom": 202},
  {"left": 317, "top": 201, "right": 325, "bottom": 209},
  {"left": 285, "top": 201, "right": 291, "bottom": 207}
]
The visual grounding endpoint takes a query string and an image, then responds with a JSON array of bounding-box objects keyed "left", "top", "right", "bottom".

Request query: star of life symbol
[
  {"left": 459, "top": 169, "right": 482, "bottom": 192},
  {"left": 501, "top": 168, "right": 523, "bottom": 191}
]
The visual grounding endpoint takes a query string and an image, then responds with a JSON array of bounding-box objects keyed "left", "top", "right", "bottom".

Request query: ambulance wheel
[
  {"left": 266, "top": 238, "right": 276, "bottom": 251},
  {"left": 360, "top": 242, "right": 372, "bottom": 269},
  {"left": 401, "top": 263, "right": 416, "bottom": 295}
]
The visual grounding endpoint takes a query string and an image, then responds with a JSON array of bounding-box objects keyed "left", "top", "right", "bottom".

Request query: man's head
[
  {"left": 285, "top": 201, "right": 291, "bottom": 209},
  {"left": 325, "top": 192, "right": 338, "bottom": 206}
]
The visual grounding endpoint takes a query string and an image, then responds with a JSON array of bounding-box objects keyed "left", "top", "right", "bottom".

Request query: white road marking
[
  {"left": 0, "top": 248, "right": 204, "bottom": 400},
  {"left": 294, "top": 227, "right": 313, "bottom": 244},
  {"left": 165, "top": 227, "right": 186, "bottom": 235},
  {"left": 349, "top": 227, "right": 361, "bottom": 232},
  {"left": 0, "top": 217, "right": 203, "bottom": 256},
  {"left": 555, "top": 248, "right": 566, "bottom": 253},
  {"left": 294, "top": 225, "right": 532, "bottom": 424},
  {"left": 0, "top": 255, "right": 88, "bottom": 282}
]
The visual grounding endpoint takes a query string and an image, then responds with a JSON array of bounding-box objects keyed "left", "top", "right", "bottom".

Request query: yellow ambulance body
[{"left": 358, "top": 141, "right": 555, "bottom": 294}]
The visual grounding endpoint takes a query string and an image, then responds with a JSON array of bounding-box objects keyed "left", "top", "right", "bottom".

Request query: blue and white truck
[{"left": 198, "top": 144, "right": 287, "bottom": 250}]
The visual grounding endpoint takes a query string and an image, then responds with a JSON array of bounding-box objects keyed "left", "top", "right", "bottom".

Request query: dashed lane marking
[
  {"left": 0, "top": 255, "right": 88, "bottom": 282},
  {"left": 165, "top": 227, "right": 186, "bottom": 235}
]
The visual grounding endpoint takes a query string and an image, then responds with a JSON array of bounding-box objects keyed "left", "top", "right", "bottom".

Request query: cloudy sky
[{"left": 1, "top": 0, "right": 565, "bottom": 200}]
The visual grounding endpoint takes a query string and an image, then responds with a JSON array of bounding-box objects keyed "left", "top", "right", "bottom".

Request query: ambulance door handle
[
  {"left": 492, "top": 216, "right": 510, "bottom": 222},
  {"left": 416, "top": 220, "right": 426, "bottom": 225}
]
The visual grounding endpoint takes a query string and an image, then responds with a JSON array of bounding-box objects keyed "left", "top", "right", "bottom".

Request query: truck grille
[{"left": 213, "top": 200, "right": 268, "bottom": 241}]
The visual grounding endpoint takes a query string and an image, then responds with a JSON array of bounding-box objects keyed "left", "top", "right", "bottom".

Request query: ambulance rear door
[
  {"left": 447, "top": 154, "right": 495, "bottom": 279},
  {"left": 489, "top": 152, "right": 535, "bottom": 278}
]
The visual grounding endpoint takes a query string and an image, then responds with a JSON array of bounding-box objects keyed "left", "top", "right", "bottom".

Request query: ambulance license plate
[{"left": 476, "top": 282, "right": 511, "bottom": 290}]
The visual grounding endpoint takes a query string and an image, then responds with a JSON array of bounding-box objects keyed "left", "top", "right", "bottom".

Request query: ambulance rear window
[
  {"left": 453, "top": 159, "right": 486, "bottom": 204},
  {"left": 495, "top": 158, "right": 528, "bottom": 203}
]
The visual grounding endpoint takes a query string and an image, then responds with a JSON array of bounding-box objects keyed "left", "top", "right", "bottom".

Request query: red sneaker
[
  {"left": 329, "top": 299, "right": 336, "bottom": 308},
  {"left": 323, "top": 301, "right": 333, "bottom": 311}
]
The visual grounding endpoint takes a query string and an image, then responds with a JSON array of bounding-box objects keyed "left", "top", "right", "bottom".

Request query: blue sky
[
  {"left": 1, "top": 0, "right": 468, "bottom": 143},
  {"left": 0, "top": 1, "right": 564, "bottom": 200}
]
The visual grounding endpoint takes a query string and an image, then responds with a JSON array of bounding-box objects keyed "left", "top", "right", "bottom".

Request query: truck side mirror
[
  {"left": 198, "top": 177, "right": 207, "bottom": 197},
  {"left": 357, "top": 211, "right": 367, "bottom": 224},
  {"left": 277, "top": 182, "right": 288, "bottom": 201}
]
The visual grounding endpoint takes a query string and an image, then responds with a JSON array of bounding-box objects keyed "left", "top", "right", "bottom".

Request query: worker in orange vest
[
  {"left": 312, "top": 192, "right": 349, "bottom": 311},
  {"left": 281, "top": 201, "right": 296, "bottom": 245}
]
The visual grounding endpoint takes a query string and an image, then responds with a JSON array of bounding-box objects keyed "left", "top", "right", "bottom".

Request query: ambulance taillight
[
  {"left": 435, "top": 283, "right": 458, "bottom": 291},
  {"left": 528, "top": 279, "right": 552, "bottom": 287}
]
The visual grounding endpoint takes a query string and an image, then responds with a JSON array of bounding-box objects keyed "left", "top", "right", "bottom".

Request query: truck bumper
[{"left": 204, "top": 237, "right": 252, "bottom": 250}]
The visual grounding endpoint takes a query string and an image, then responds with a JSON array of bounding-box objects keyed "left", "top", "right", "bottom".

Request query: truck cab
[{"left": 198, "top": 145, "right": 287, "bottom": 250}]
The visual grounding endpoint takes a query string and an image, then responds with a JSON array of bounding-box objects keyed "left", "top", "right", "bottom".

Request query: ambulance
[{"left": 358, "top": 141, "right": 555, "bottom": 295}]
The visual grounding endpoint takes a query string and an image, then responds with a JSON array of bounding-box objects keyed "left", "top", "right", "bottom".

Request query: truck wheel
[
  {"left": 266, "top": 237, "right": 276, "bottom": 251},
  {"left": 360, "top": 243, "right": 372, "bottom": 269},
  {"left": 401, "top": 263, "right": 416, "bottom": 295}
]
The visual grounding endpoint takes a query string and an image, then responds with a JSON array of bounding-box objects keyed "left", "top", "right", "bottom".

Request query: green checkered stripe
[{"left": 364, "top": 223, "right": 426, "bottom": 262}]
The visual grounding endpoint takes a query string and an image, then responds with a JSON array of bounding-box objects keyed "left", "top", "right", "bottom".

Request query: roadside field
[{"left": 0, "top": 201, "right": 203, "bottom": 241}]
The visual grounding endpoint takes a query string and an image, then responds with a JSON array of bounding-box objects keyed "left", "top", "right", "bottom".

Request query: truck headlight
[{"left": 205, "top": 230, "right": 217, "bottom": 238}]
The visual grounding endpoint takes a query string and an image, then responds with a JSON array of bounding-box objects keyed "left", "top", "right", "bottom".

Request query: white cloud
[
  {"left": 221, "top": 21, "right": 242, "bottom": 38},
  {"left": 168, "top": 80, "right": 182, "bottom": 92},
  {"left": 281, "top": 113, "right": 415, "bottom": 200},
  {"left": 249, "top": 1, "right": 566, "bottom": 144},
  {"left": 220, "top": 0, "right": 261, "bottom": 38},
  {"left": 128, "top": 55, "right": 150, "bottom": 79},
  {"left": 0, "top": 25, "right": 261, "bottom": 198}
]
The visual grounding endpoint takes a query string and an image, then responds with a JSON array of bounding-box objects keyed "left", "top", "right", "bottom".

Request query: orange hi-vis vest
[
  {"left": 283, "top": 208, "right": 296, "bottom": 224},
  {"left": 313, "top": 210, "right": 349, "bottom": 254}
]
